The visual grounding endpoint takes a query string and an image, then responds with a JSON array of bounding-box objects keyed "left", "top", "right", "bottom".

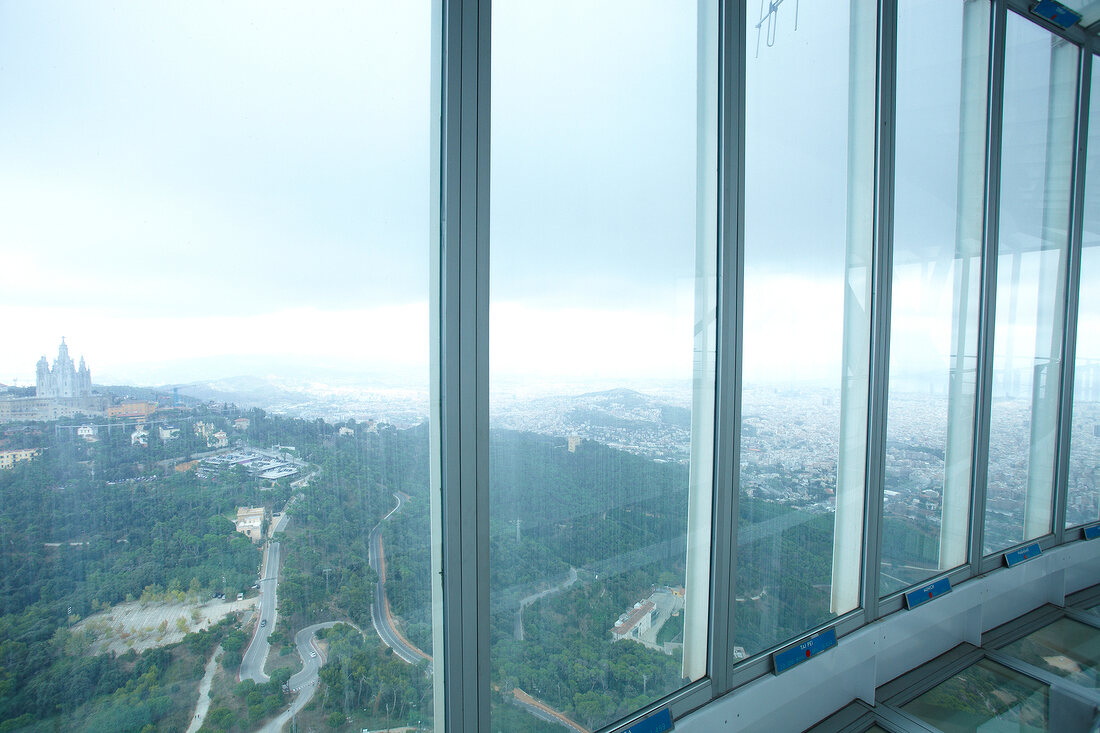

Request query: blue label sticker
[
  {"left": 1084, "top": 525, "right": 1100, "bottom": 540},
  {"left": 773, "top": 628, "right": 838, "bottom": 674},
  {"left": 904, "top": 576, "right": 952, "bottom": 610},
  {"left": 1031, "top": 0, "right": 1082, "bottom": 29},
  {"left": 1004, "top": 542, "right": 1042, "bottom": 567},
  {"left": 624, "top": 707, "right": 673, "bottom": 733}
]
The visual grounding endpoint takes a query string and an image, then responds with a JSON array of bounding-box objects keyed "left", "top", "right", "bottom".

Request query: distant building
[
  {"left": 158, "top": 425, "right": 180, "bottom": 441},
  {"left": 338, "top": 426, "right": 355, "bottom": 437},
  {"left": 233, "top": 418, "right": 250, "bottom": 431},
  {"left": 0, "top": 448, "right": 39, "bottom": 470},
  {"left": 36, "top": 337, "right": 91, "bottom": 399},
  {"left": 107, "top": 401, "right": 157, "bottom": 419},
  {"left": 76, "top": 424, "right": 98, "bottom": 441},
  {"left": 0, "top": 340, "right": 107, "bottom": 423},
  {"left": 211, "top": 431, "right": 229, "bottom": 448},
  {"left": 194, "top": 421, "right": 215, "bottom": 439},
  {"left": 568, "top": 435, "right": 582, "bottom": 452},
  {"left": 611, "top": 600, "right": 657, "bottom": 641},
  {"left": 235, "top": 506, "right": 266, "bottom": 542},
  {"left": 131, "top": 427, "right": 149, "bottom": 447}
]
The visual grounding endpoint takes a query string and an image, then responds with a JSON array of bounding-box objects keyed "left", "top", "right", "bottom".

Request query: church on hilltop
[
  {"left": 36, "top": 337, "right": 92, "bottom": 399},
  {"left": 0, "top": 339, "right": 107, "bottom": 423}
]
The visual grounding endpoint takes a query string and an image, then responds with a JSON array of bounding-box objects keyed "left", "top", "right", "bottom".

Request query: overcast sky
[{"left": 0, "top": 1, "right": 1090, "bottom": 392}]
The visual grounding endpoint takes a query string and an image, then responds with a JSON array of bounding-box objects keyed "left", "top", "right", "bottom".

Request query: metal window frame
[
  {"left": 437, "top": 0, "right": 490, "bottom": 730},
  {"left": 432, "top": 1, "right": 1100, "bottom": 731},
  {"left": 1057, "top": 50, "right": 1092, "bottom": 537},
  {"left": 970, "top": 0, "right": 1007, "bottom": 576},
  {"left": 862, "top": 0, "right": 899, "bottom": 626},
  {"left": 977, "top": 4, "right": 1087, "bottom": 574}
]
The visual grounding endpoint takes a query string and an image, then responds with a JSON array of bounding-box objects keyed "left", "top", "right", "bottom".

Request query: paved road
[
  {"left": 513, "top": 688, "right": 588, "bottom": 733},
  {"left": 255, "top": 622, "right": 339, "bottom": 733},
  {"left": 240, "top": 541, "right": 281, "bottom": 682},
  {"left": 368, "top": 494, "right": 432, "bottom": 667},
  {"left": 515, "top": 567, "right": 577, "bottom": 641}
]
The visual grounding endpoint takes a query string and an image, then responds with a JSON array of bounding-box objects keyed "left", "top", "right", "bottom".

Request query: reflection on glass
[
  {"left": 985, "top": 14, "right": 1077, "bottom": 554},
  {"left": 488, "top": 2, "right": 717, "bottom": 730},
  {"left": 739, "top": 0, "right": 876, "bottom": 652},
  {"left": 0, "top": 3, "right": 438, "bottom": 732},
  {"left": 880, "top": 0, "right": 987, "bottom": 595},
  {"left": 1066, "top": 58, "right": 1100, "bottom": 528},
  {"left": 902, "top": 659, "right": 1050, "bottom": 732},
  {"left": 1000, "top": 618, "right": 1100, "bottom": 688}
]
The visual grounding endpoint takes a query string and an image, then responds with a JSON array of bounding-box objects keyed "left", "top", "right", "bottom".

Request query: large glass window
[
  {"left": 985, "top": 13, "right": 1078, "bottom": 555},
  {"left": 739, "top": 0, "right": 876, "bottom": 653},
  {"left": 488, "top": 2, "right": 717, "bottom": 730},
  {"left": 1066, "top": 58, "right": 1100, "bottom": 529},
  {"left": 0, "top": 3, "right": 438, "bottom": 732},
  {"left": 880, "top": 0, "right": 988, "bottom": 596}
]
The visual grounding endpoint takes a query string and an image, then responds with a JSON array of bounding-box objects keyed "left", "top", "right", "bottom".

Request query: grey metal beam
[
  {"left": 1054, "top": 51, "right": 1092, "bottom": 539},
  {"left": 437, "top": 0, "right": 489, "bottom": 730},
  {"left": 861, "top": 0, "right": 898, "bottom": 624},
  {"left": 970, "top": 0, "right": 1007, "bottom": 570},
  {"left": 709, "top": 0, "right": 744, "bottom": 696},
  {"left": 721, "top": 0, "right": 748, "bottom": 689}
]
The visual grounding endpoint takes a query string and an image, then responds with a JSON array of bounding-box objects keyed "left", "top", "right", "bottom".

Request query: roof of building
[{"left": 612, "top": 600, "right": 655, "bottom": 636}]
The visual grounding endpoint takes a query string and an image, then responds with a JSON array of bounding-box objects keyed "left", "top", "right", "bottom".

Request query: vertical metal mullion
[
  {"left": 1054, "top": 51, "right": 1091, "bottom": 540},
  {"left": 717, "top": 0, "right": 747, "bottom": 690},
  {"left": 711, "top": 0, "right": 744, "bottom": 695},
  {"left": 438, "top": 0, "right": 489, "bottom": 731},
  {"left": 862, "top": 0, "right": 898, "bottom": 623},
  {"left": 970, "top": 0, "right": 1007, "bottom": 572},
  {"left": 474, "top": 3, "right": 491, "bottom": 730}
]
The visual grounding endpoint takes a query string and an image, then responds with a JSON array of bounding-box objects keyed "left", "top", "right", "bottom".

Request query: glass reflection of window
[
  {"left": 902, "top": 659, "right": 1051, "bottom": 731},
  {"left": 881, "top": 0, "right": 988, "bottom": 596},
  {"left": 488, "top": 2, "right": 718, "bottom": 730},
  {"left": 984, "top": 14, "right": 1078, "bottom": 555},
  {"left": 999, "top": 618, "right": 1100, "bottom": 688},
  {"left": 739, "top": 0, "right": 876, "bottom": 654}
]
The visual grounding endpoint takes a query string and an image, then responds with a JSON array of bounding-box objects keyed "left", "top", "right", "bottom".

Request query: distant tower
[
  {"left": 76, "top": 356, "right": 92, "bottom": 396},
  {"left": 35, "top": 356, "right": 51, "bottom": 397}
]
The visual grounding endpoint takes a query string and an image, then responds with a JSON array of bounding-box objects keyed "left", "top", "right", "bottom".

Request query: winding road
[
  {"left": 240, "top": 541, "right": 281, "bottom": 683},
  {"left": 255, "top": 622, "right": 339, "bottom": 733},
  {"left": 368, "top": 493, "right": 432, "bottom": 667},
  {"left": 514, "top": 567, "right": 578, "bottom": 641}
]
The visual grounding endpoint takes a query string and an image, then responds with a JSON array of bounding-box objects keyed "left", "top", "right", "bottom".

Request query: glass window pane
[
  {"left": 489, "top": 2, "right": 718, "bottom": 730},
  {"left": 999, "top": 618, "right": 1100, "bottom": 688},
  {"left": 881, "top": 0, "right": 988, "bottom": 595},
  {"left": 0, "top": 3, "right": 439, "bottom": 732},
  {"left": 1066, "top": 58, "right": 1100, "bottom": 529},
  {"left": 902, "top": 658, "right": 1051, "bottom": 732},
  {"left": 985, "top": 14, "right": 1078, "bottom": 555},
  {"left": 739, "top": 0, "right": 876, "bottom": 653}
]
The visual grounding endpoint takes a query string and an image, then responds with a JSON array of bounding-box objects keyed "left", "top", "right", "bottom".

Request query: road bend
[
  {"left": 368, "top": 493, "right": 432, "bottom": 667},
  {"left": 255, "top": 621, "right": 339, "bottom": 733}
]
